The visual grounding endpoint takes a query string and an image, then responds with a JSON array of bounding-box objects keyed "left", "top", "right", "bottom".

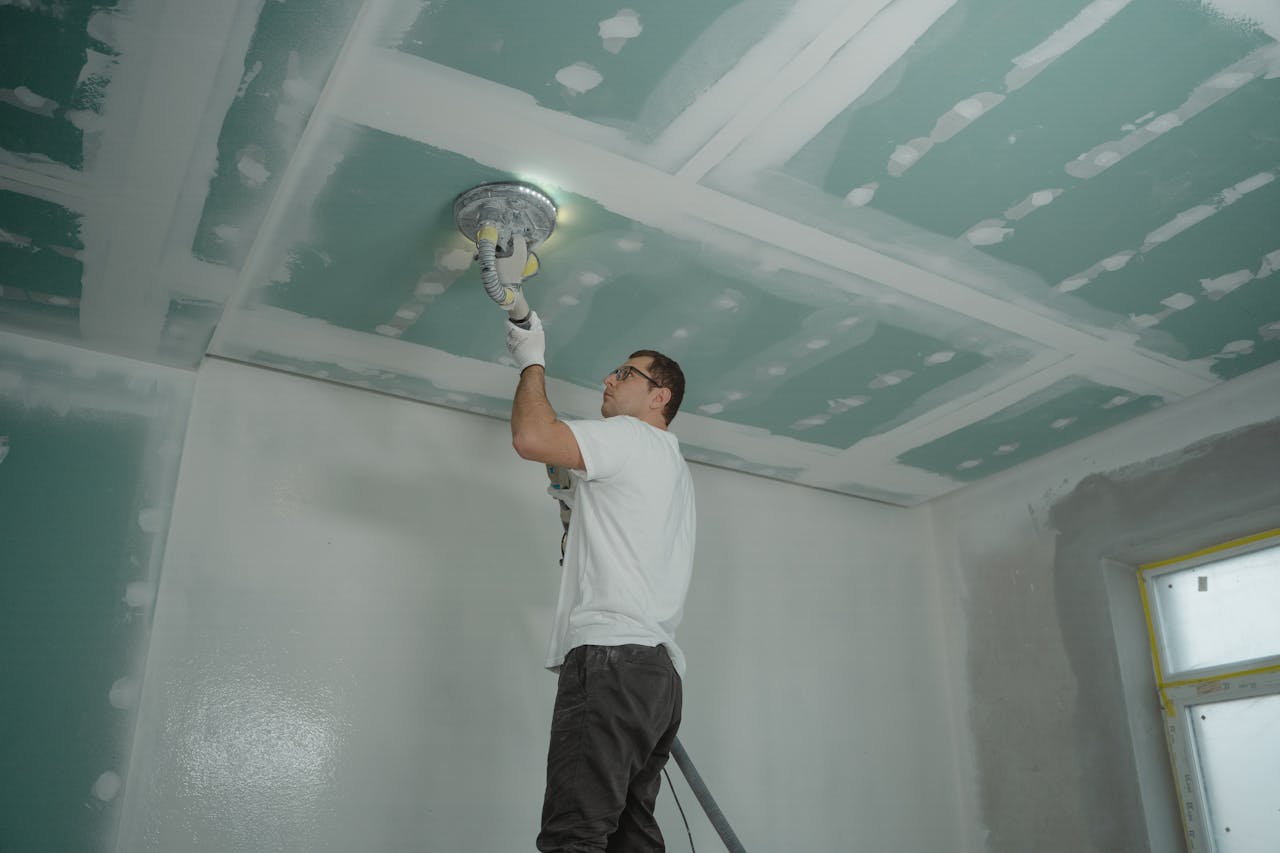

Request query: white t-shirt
[{"left": 546, "top": 415, "right": 696, "bottom": 676}]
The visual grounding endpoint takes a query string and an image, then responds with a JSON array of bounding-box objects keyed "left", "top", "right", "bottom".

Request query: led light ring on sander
[{"left": 453, "top": 182, "right": 557, "bottom": 329}]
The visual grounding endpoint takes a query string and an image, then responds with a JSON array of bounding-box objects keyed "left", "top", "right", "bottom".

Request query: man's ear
[{"left": 651, "top": 386, "right": 672, "bottom": 412}]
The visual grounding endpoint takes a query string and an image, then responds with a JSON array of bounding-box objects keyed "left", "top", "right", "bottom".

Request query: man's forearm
[{"left": 512, "top": 365, "right": 558, "bottom": 441}]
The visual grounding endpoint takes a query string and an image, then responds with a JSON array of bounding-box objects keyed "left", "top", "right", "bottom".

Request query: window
[{"left": 1138, "top": 530, "right": 1280, "bottom": 853}]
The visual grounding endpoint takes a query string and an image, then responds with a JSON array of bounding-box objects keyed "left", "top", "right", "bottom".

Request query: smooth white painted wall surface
[
  {"left": 675, "top": 463, "right": 965, "bottom": 852},
  {"left": 927, "top": 362, "right": 1280, "bottom": 853},
  {"left": 116, "top": 357, "right": 966, "bottom": 852}
]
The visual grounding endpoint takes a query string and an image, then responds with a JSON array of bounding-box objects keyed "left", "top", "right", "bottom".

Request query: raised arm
[
  {"left": 511, "top": 366, "right": 585, "bottom": 470},
  {"left": 506, "top": 313, "right": 585, "bottom": 471}
]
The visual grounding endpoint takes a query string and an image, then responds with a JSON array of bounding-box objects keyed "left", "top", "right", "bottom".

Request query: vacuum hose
[
  {"left": 671, "top": 736, "right": 748, "bottom": 852},
  {"left": 475, "top": 221, "right": 532, "bottom": 329}
]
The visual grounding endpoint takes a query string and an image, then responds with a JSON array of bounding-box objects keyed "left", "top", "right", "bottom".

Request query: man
[{"left": 506, "top": 311, "right": 697, "bottom": 852}]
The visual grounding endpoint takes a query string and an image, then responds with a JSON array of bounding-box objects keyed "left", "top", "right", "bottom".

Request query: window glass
[
  {"left": 1190, "top": 694, "right": 1280, "bottom": 853},
  {"left": 1151, "top": 545, "right": 1280, "bottom": 674}
]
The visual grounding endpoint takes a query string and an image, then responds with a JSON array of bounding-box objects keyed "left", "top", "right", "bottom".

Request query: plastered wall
[
  {"left": 115, "top": 356, "right": 966, "bottom": 852},
  {"left": 928, "top": 362, "right": 1280, "bottom": 853}
]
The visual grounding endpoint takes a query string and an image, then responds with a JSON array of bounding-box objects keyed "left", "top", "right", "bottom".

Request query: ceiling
[{"left": 2, "top": 0, "right": 1278, "bottom": 505}]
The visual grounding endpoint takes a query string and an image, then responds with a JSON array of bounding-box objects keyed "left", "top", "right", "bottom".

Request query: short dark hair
[{"left": 630, "top": 350, "right": 685, "bottom": 425}]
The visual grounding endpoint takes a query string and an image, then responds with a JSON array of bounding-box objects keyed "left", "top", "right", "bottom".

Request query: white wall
[
  {"left": 116, "top": 356, "right": 967, "bottom": 852},
  {"left": 928, "top": 362, "right": 1280, "bottom": 853}
]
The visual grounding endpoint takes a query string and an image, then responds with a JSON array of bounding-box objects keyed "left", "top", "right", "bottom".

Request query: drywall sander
[{"left": 453, "top": 182, "right": 557, "bottom": 330}]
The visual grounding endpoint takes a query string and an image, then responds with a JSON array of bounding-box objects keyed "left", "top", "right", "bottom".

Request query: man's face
[{"left": 601, "top": 356, "right": 659, "bottom": 419}]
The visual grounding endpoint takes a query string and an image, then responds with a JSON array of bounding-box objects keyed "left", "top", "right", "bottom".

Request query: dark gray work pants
[{"left": 537, "top": 644, "right": 683, "bottom": 853}]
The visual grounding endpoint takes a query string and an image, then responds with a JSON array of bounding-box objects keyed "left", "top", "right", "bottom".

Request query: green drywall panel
[
  {"left": 722, "top": 322, "right": 986, "bottom": 448},
  {"left": 0, "top": 403, "right": 150, "bottom": 852},
  {"left": 256, "top": 123, "right": 499, "bottom": 331},
  {"left": 897, "top": 377, "right": 1164, "bottom": 481},
  {"left": 0, "top": 2, "right": 119, "bottom": 168},
  {"left": 540, "top": 257, "right": 815, "bottom": 396},
  {"left": 253, "top": 124, "right": 839, "bottom": 425},
  {"left": 0, "top": 338, "right": 191, "bottom": 852},
  {"left": 0, "top": 189, "right": 84, "bottom": 248},
  {"left": 254, "top": 124, "right": 1046, "bottom": 450},
  {"left": 980, "top": 78, "right": 1280, "bottom": 289},
  {"left": 191, "top": 0, "right": 364, "bottom": 268},
  {"left": 0, "top": 240, "right": 82, "bottom": 300},
  {"left": 158, "top": 296, "right": 224, "bottom": 365},
  {"left": 253, "top": 123, "right": 821, "bottom": 376},
  {"left": 0, "top": 189, "right": 85, "bottom": 301},
  {"left": 393, "top": 0, "right": 785, "bottom": 140},
  {"left": 1205, "top": 335, "right": 1280, "bottom": 381},
  {"left": 1075, "top": 172, "right": 1279, "bottom": 365},
  {"left": 787, "top": 0, "right": 1085, "bottom": 212},
  {"left": 787, "top": 0, "right": 1267, "bottom": 238},
  {"left": 772, "top": 0, "right": 1280, "bottom": 379}
]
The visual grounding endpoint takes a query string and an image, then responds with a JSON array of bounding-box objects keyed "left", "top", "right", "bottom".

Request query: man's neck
[{"left": 605, "top": 412, "right": 667, "bottom": 431}]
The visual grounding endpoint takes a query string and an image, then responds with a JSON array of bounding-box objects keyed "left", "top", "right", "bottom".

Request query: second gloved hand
[{"left": 505, "top": 310, "right": 545, "bottom": 373}]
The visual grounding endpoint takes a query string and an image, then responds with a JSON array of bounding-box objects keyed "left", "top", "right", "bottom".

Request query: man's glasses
[{"left": 605, "top": 365, "right": 661, "bottom": 387}]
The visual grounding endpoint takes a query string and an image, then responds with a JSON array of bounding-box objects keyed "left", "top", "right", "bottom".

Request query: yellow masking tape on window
[
  {"left": 1135, "top": 575, "right": 1175, "bottom": 714},
  {"left": 1137, "top": 527, "right": 1280, "bottom": 714},
  {"left": 1139, "top": 528, "right": 1280, "bottom": 570},
  {"left": 1162, "top": 662, "right": 1280, "bottom": 690}
]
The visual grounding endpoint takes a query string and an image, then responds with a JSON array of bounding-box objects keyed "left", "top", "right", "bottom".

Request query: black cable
[
  {"left": 670, "top": 737, "right": 747, "bottom": 852},
  {"left": 664, "top": 765, "right": 696, "bottom": 853}
]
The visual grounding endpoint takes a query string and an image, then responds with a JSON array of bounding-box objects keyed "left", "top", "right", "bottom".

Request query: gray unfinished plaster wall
[{"left": 928, "top": 362, "right": 1280, "bottom": 853}]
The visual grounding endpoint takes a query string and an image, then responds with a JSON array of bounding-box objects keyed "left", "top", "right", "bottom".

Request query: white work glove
[
  {"left": 505, "top": 310, "right": 545, "bottom": 373},
  {"left": 546, "top": 463, "right": 576, "bottom": 508}
]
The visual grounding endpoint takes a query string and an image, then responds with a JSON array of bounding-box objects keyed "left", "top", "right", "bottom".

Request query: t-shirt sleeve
[{"left": 563, "top": 417, "right": 638, "bottom": 482}]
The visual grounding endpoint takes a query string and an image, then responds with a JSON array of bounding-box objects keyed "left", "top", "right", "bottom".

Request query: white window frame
[{"left": 1136, "top": 529, "right": 1280, "bottom": 853}]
